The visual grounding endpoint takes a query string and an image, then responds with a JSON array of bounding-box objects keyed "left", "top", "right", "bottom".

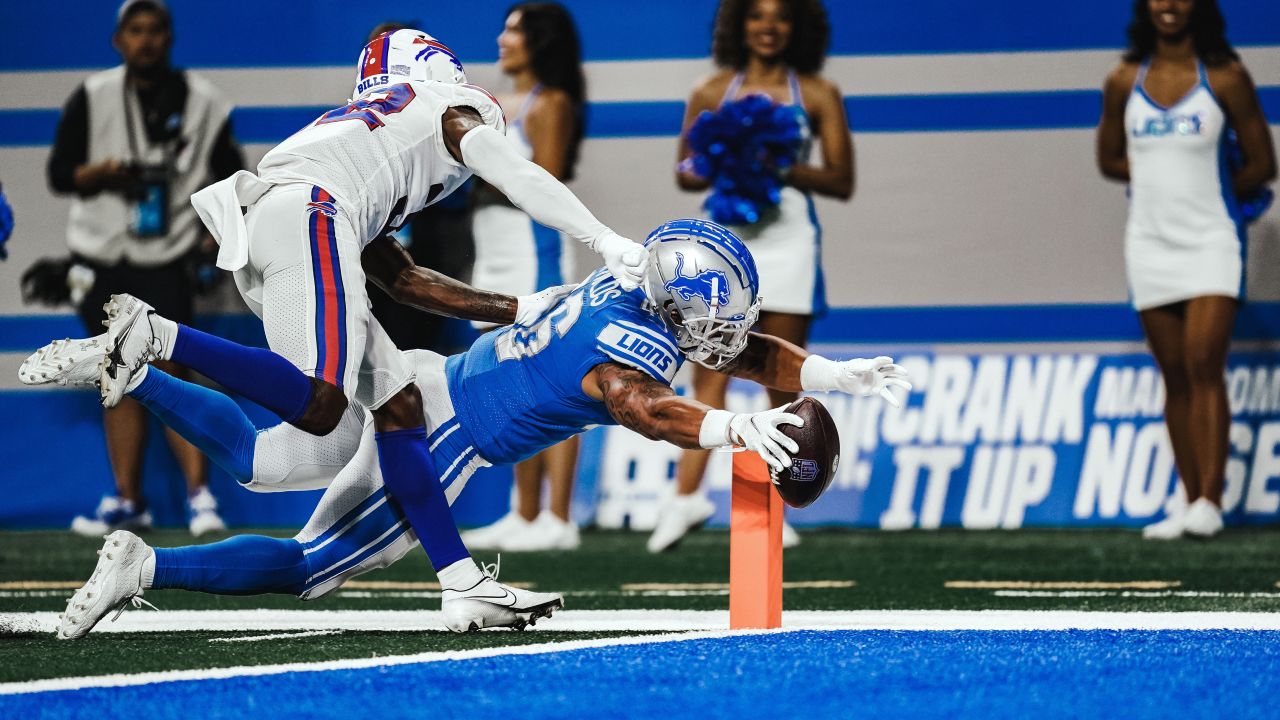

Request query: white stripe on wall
[{"left": 4, "top": 47, "right": 1277, "bottom": 111}]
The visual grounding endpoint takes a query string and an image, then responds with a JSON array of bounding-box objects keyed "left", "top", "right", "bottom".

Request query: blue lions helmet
[{"left": 641, "top": 219, "right": 761, "bottom": 369}]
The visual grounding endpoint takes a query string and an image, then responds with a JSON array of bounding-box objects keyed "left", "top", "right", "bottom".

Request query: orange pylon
[{"left": 728, "top": 451, "right": 783, "bottom": 629}]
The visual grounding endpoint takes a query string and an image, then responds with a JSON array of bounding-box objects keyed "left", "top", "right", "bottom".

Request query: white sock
[
  {"left": 436, "top": 558, "right": 483, "bottom": 591},
  {"left": 140, "top": 548, "right": 156, "bottom": 589},
  {"left": 150, "top": 314, "right": 179, "bottom": 361},
  {"left": 125, "top": 364, "right": 150, "bottom": 395}
]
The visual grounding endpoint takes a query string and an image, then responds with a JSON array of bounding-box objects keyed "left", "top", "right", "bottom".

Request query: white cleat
[
  {"left": 187, "top": 487, "right": 226, "bottom": 537},
  {"left": 58, "top": 531, "right": 157, "bottom": 640},
  {"left": 440, "top": 560, "right": 563, "bottom": 633},
  {"left": 1142, "top": 512, "right": 1185, "bottom": 540},
  {"left": 19, "top": 335, "right": 108, "bottom": 387},
  {"left": 461, "top": 511, "right": 533, "bottom": 551},
  {"left": 647, "top": 494, "right": 716, "bottom": 554},
  {"left": 501, "top": 512, "right": 581, "bottom": 552},
  {"left": 1183, "top": 498, "right": 1224, "bottom": 538},
  {"left": 100, "top": 294, "right": 164, "bottom": 408},
  {"left": 69, "top": 496, "right": 153, "bottom": 537}
]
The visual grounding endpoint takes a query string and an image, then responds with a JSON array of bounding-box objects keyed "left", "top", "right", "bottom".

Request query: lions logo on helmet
[
  {"left": 641, "top": 219, "right": 761, "bottom": 369},
  {"left": 352, "top": 29, "right": 467, "bottom": 100}
]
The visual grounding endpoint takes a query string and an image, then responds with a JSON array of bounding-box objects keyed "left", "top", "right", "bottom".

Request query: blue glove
[{"left": 0, "top": 187, "right": 12, "bottom": 260}]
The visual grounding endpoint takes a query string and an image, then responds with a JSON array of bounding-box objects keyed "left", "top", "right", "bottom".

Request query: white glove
[
  {"left": 591, "top": 230, "right": 649, "bottom": 291},
  {"left": 515, "top": 283, "right": 577, "bottom": 326},
  {"left": 698, "top": 406, "right": 803, "bottom": 473},
  {"left": 801, "top": 355, "right": 912, "bottom": 407}
]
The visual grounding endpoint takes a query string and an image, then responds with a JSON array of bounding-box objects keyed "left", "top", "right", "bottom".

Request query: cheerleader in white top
[
  {"left": 654, "top": 0, "right": 853, "bottom": 552},
  {"left": 463, "top": 3, "right": 585, "bottom": 553},
  {"left": 1097, "top": 0, "right": 1275, "bottom": 539}
]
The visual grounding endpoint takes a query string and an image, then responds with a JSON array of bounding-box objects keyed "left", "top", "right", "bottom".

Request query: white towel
[{"left": 191, "top": 170, "right": 274, "bottom": 272}]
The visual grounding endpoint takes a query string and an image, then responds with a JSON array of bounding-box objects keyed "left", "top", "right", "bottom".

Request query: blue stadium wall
[{"left": 1, "top": 1, "right": 1278, "bottom": 530}]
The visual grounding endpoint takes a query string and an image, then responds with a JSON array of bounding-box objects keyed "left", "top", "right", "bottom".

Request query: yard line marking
[
  {"left": 7, "top": 609, "right": 1280, "bottom": 637},
  {"left": 0, "top": 628, "right": 766, "bottom": 696},
  {"left": 621, "top": 581, "right": 855, "bottom": 591},
  {"left": 947, "top": 580, "right": 1182, "bottom": 590},
  {"left": 0, "top": 579, "right": 531, "bottom": 592},
  {"left": 337, "top": 591, "right": 442, "bottom": 599},
  {"left": 996, "top": 590, "right": 1280, "bottom": 599},
  {"left": 209, "top": 630, "right": 344, "bottom": 643},
  {"left": 0, "top": 590, "right": 71, "bottom": 598},
  {"left": 344, "top": 580, "right": 439, "bottom": 590},
  {"left": 0, "top": 581, "right": 81, "bottom": 590}
]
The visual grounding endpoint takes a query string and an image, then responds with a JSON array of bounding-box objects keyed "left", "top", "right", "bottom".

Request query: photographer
[{"left": 46, "top": 0, "right": 244, "bottom": 536}]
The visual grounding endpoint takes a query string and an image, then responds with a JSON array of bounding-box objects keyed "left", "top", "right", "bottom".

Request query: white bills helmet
[
  {"left": 352, "top": 29, "right": 466, "bottom": 99},
  {"left": 642, "top": 219, "right": 761, "bottom": 369}
]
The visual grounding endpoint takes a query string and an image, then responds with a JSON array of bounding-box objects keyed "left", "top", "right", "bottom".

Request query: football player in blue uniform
[{"left": 26, "top": 219, "right": 909, "bottom": 638}]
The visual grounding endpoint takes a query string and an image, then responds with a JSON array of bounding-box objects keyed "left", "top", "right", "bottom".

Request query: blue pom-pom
[
  {"left": 686, "top": 94, "right": 807, "bottom": 225},
  {"left": 1226, "top": 129, "right": 1274, "bottom": 224}
]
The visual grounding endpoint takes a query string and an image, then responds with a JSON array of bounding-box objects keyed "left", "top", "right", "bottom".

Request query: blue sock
[
  {"left": 170, "top": 325, "right": 314, "bottom": 423},
  {"left": 130, "top": 368, "right": 256, "bottom": 483},
  {"left": 152, "top": 536, "right": 308, "bottom": 596},
  {"left": 375, "top": 427, "right": 470, "bottom": 571}
]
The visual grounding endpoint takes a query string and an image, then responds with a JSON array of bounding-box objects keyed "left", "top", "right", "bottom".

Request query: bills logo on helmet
[
  {"left": 664, "top": 252, "right": 730, "bottom": 310},
  {"left": 413, "top": 37, "right": 463, "bottom": 72}
]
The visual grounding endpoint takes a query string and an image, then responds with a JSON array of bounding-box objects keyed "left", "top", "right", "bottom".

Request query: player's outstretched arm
[
  {"left": 585, "top": 361, "right": 801, "bottom": 472},
  {"left": 361, "top": 236, "right": 569, "bottom": 326},
  {"left": 722, "top": 332, "right": 912, "bottom": 407},
  {"left": 440, "top": 106, "right": 648, "bottom": 290}
]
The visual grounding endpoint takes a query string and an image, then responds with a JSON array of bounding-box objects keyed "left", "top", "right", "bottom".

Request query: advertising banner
[{"left": 593, "top": 351, "right": 1280, "bottom": 529}]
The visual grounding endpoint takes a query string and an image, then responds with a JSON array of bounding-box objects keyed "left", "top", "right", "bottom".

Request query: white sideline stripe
[
  {"left": 996, "top": 590, "right": 1280, "bottom": 599},
  {"left": 208, "top": 630, "right": 343, "bottom": 643},
  {"left": 7, "top": 609, "right": 1280, "bottom": 636},
  {"left": 0, "top": 629, "right": 758, "bottom": 696},
  {"left": 5, "top": 610, "right": 1280, "bottom": 697},
  {"left": 4, "top": 47, "right": 1276, "bottom": 110}
]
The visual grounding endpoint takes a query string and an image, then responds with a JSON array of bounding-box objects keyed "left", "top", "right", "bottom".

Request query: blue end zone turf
[{"left": 8, "top": 630, "right": 1279, "bottom": 719}]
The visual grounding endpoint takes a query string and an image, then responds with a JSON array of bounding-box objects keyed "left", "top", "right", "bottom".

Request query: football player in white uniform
[{"left": 90, "top": 29, "right": 647, "bottom": 620}]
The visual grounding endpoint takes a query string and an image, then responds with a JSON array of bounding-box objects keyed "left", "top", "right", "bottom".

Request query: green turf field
[{"left": 3, "top": 528, "right": 1279, "bottom": 684}]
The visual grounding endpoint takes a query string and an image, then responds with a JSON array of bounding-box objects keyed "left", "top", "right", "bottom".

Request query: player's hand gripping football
[
  {"left": 591, "top": 230, "right": 649, "bottom": 292},
  {"left": 728, "top": 406, "right": 804, "bottom": 473},
  {"left": 515, "top": 283, "right": 577, "bottom": 326},
  {"left": 802, "top": 355, "right": 912, "bottom": 407}
]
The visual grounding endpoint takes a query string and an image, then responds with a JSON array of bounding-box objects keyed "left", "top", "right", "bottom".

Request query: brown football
[{"left": 772, "top": 396, "right": 841, "bottom": 508}]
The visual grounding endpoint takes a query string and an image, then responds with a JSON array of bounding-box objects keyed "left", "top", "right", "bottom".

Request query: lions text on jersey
[{"left": 444, "top": 268, "right": 683, "bottom": 466}]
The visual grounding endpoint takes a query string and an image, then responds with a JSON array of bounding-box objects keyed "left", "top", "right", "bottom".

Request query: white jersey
[
  {"left": 257, "top": 80, "right": 506, "bottom": 246},
  {"left": 1123, "top": 60, "right": 1245, "bottom": 310}
]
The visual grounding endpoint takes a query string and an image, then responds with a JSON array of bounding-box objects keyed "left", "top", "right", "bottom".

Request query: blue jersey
[{"left": 444, "top": 269, "right": 684, "bottom": 465}]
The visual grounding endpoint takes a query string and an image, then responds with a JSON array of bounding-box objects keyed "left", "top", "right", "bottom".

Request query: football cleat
[
  {"left": 100, "top": 294, "right": 164, "bottom": 408},
  {"left": 18, "top": 335, "right": 108, "bottom": 387},
  {"left": 440, "top": 559, "right": 563, "bottom": 633},
  {"left": 58, "top": 531, "right": 157, "bottom": 640},
  {"left": 461, "top": 511, "right": 533, "bottom": 551},
  {"left": 647, "top": 493, "right": 716, "bottom": 553}
]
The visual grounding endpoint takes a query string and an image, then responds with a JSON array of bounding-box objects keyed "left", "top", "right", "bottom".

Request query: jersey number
[
  {"left": 496, "top": 292, "right": 584, "bottom": 362},
  {"left": 316, "top": 84, "right": 416, "bottom": 131}
]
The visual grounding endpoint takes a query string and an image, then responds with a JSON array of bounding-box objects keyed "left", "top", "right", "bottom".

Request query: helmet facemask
[{"left": 660, "top": 275, "right": 761, "bottom": 370}]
